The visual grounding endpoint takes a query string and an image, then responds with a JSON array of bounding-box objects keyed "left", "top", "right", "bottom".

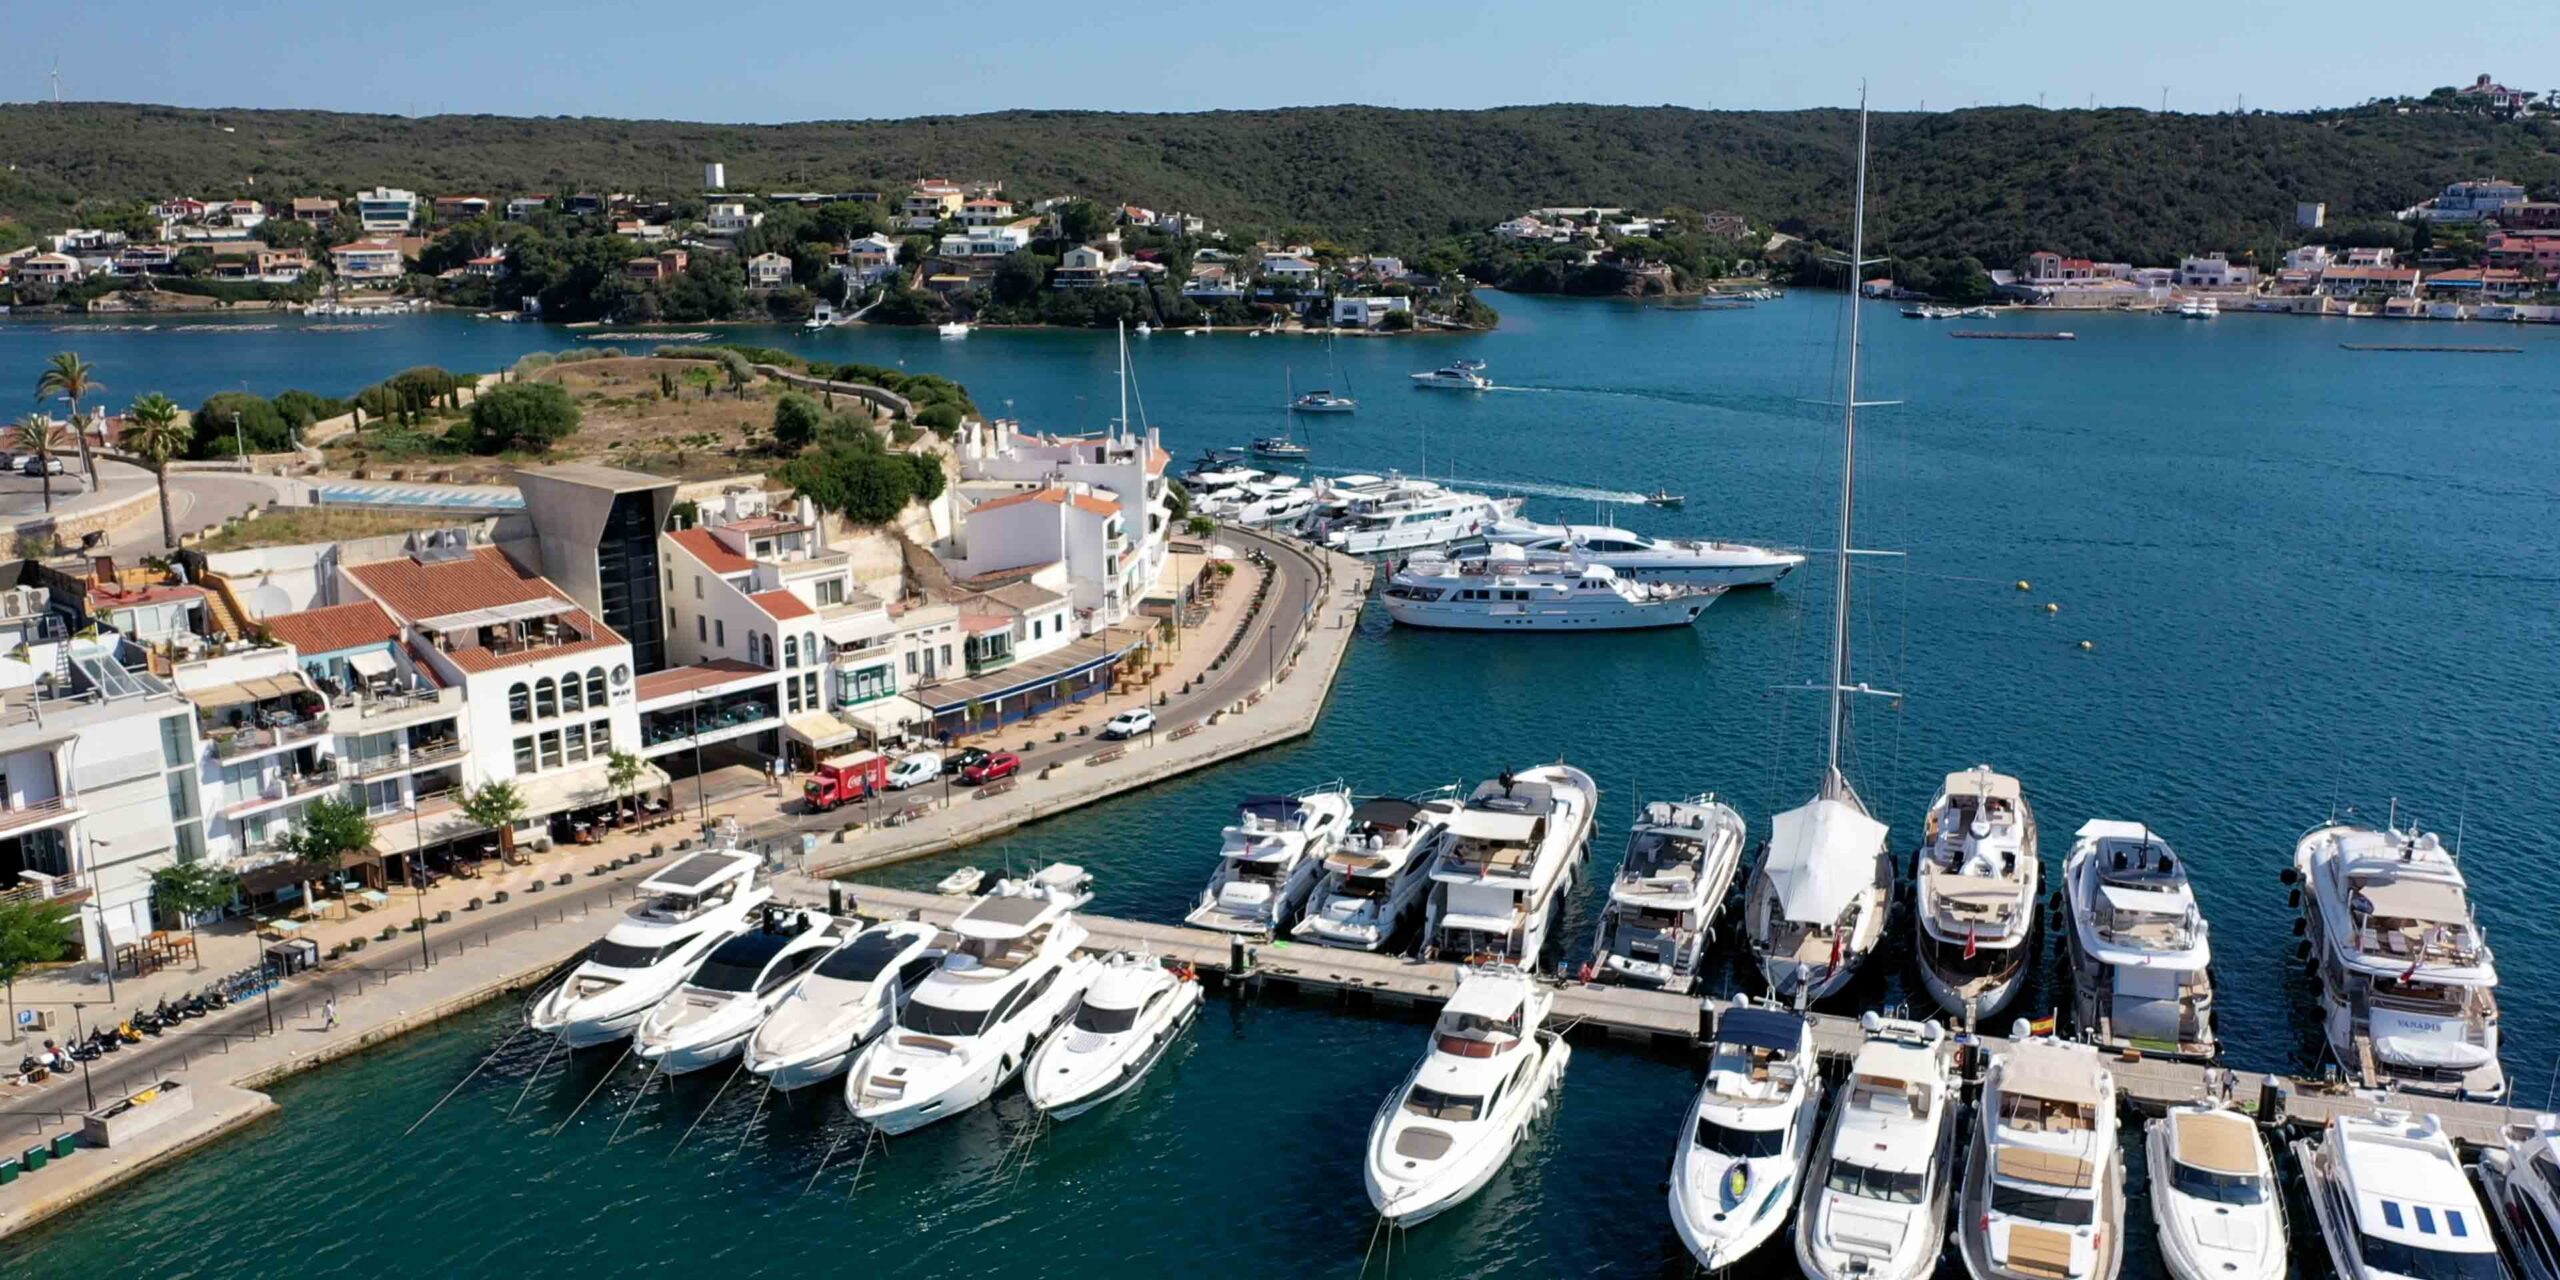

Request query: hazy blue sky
[{"left": 24, "top": 0, "right": 2559, "bottom": 120}]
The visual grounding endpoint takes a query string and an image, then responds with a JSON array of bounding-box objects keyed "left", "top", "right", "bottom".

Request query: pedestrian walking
[{"left": 323, "top": 996, "right": 338, "bottom": 1031}]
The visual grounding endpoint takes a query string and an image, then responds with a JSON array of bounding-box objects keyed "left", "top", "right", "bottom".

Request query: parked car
[
  {"left": 1099, "top": 709, "right": 1156, "bottom": 740},
  {"left": 960, "top": 751, "right": 1020, "bottom": 785},
  {"left": 945, "top": 745, "right": 992, "bottom": 774},
  {"left": 19, "top": 456, "right": 63, "bottom": 477},
  {"left": 884, "top": 751, "right": 941, "bottom": 790}
]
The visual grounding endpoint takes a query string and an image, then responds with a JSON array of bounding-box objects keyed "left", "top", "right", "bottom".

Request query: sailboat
[
  {"left": 1258, "top": 374, "right": 1314, "bottom": 459},
  {"left": 1291, "top": 334, "right": 1358, "bottom": 413},
  {"left": 1743, "top": 92, "right": 1897, "bottom": 1008}
]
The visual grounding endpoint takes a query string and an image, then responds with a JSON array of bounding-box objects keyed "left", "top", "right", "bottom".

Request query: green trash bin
[
  {"left": 0, "top": 1158, "right": 19, "bottom": 1184},
  {"left": 20, "top": 1145, "right": 46, "bottom": 1172},
  {"left": 48, "top": 1133, "right": 76, "bottom": 1158}
]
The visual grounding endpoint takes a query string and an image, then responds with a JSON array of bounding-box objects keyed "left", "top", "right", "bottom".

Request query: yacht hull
[
  {"left": 1916, "top": 949, "right": 2030, "bottom": 1022},
  {"left": 750, "top": 1043, "right": 859, "bottom": 1092},
  {"left": 1026, "top": 984, "right": 1201, "bottom": 1120},
  {"left": 1380, "top": 594, "right": 1710, "bottom": 630},
  {"left": 1956, "top": 1125, "right": 2126, "bottom": 1280},
  {"left": 1668, "top": 1090, "right": 1820, "bottom": 1270},
  {"left": 639, "top": 1027, "right": 753, "bottom": 1076},
  {"left": 2145, "top": 1122, "right": 2286, "bottom": 1280},
  {"left": 1363, "top": 1036, "right": 1569, "bottom": 1224}
]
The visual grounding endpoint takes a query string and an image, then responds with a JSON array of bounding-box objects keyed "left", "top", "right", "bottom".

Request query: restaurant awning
[
  {"left": 190, "top": 674, "right": 308, "bottom": 708},
  {"left": 344, "top": 650, "right": 396, "bottom": 679},
  {"left": 840, "top": 695, "right": 931, "bottom": 738},
  {"left": 785, "top": 710, "right": 861, "bottom": 750},
  {"left": 512, "top": 760, "right": 672, "bottom": 820}
]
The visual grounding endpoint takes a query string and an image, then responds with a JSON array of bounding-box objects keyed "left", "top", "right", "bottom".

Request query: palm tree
[
  {"left": 8, "top": 416, "right": 69, "bottom": 513},
  {"left": 123, "top": 393, "right": 191, "bottom": 549},
  {"left": 34, "top": 352, "right": 100, "bottom": 488}
]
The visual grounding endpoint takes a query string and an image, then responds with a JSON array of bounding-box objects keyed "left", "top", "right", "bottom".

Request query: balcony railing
[
  {"left": 210, "top": 716, "right": 331, "bottom": 760},
  {"left": 343, "top": 740, "right": 465, "bottom": 780},
  {"left": 219, "top": 763, "right": 343, "bottom": 819},
  {"left": 0, "top": 795, "right": 83, "bottom": 837},
  {"left": 341, "top": 685, "right": 458, "bottom": 722}
]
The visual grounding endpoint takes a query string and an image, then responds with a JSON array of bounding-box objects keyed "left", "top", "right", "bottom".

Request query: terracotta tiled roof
[
  {"left": 960, "top": 613, "right": 1013, "bottom": 634},
  {"left": 749, "top": 589, "right": 814, "bottom": 620},
  {"left": 972, "top": 487, "right": 1120, "bottom": 518},
  {"left": 261, "top": 602, "right": 400, "bottom": 654},
  {"left": 668, "top": 528, "right": 753, "bottom": 575},
  {"left": 346, "top": 548, "right": 556, "bottom": 622}
]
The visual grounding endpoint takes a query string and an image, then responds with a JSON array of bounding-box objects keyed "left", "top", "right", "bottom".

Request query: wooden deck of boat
[{"left": 821, "top": 883, "right": 2525, "bottom": 1146}]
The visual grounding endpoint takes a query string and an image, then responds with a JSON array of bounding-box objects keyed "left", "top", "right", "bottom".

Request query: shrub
[
  {"left": 271, "top": 389, "right": 348, "bottom": 429},
  {"left": 904, "top": 453, "right": 947, "bottom": 501},
  {"left": 772, "top": 392, "right": 824, "bottom": 452},
  {"left": 466, "top": 382, "right": 582, "bottom": 454},
  {"left": 190, "top": 391, "right": 290, "bottom": 457},
  {"left": 916, "top": 403, "right": 963, "bottom": 435}
]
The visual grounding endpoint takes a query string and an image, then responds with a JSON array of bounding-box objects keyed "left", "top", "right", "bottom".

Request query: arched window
[
  {"left": 587, "top": 667, "right": 608, "bottom": 707},
  {"left": 534, "top": 677, "right": 559, "bottom": 719},
  {"left": 803, "top": 632, "right": 817, "bottom": 667},
  {"left": 508, "top": 683, "right": 531, "bottom": 724},
  {"left": 560, "top": 672, "right": 584, "bottom": 714},
  {"left": 783, "top": 635, "right": 798, "bottom": 668}
]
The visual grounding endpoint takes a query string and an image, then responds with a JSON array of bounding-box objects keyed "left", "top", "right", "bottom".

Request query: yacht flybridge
[
  {"left": 1743, "top": 93, "right": 1896, "bottom": 1010},
  {"left": 2297, "top": 1111, "right": 2507, "bottom": 1280},
  {"left": 1379, "top": 544, "right": 1719, "bottom": 631},
  {"left": 1292, "top": 792, "right": 1456, "bottom": 952},
  {"left": 1419, "top": 765, "right": 1598, "bottom": 969},
  {"left": 1795, "top": 1015, "right": 1961, "bottom": 1280},
  {"left": 1912, "top": 766, "right": 2041, "bottom": 1021},
  {"left": 1363, "top": 966, "right": 1569, "bottom": 1224},
  {"left": 1183, "top": 787, "right": 1355, "bottom": 936},
  {"left": 743, "top": 921, "right": 942, "bottom": 1091},
  {"left": 1476, "top": 519, "right": 1806, "bottom": 588},
  {"left": 2290, "top": 818, "right": 2505, "bottom": 1101},
  {"left": 527, "top": 850, "right": 770, "bottom": 1048},
  {"left": 633, "top": 911, "right": 847, "bottom": 1075},
  {"left": 1588, "top": 796, "right": 1745, "bottom": 992},
  {"left": 1667, "top": 1002, "right": 1822, "bottom": 1271},
  {"left": 2064, "top": 820, "right": 2216, "bottom": 1061},
  {"left": 1956, "top": 1033, "right": 2126, "bottom": 1280},
  {"left": 845, "top": 883, "right": 1099, "bottom": 1134}
]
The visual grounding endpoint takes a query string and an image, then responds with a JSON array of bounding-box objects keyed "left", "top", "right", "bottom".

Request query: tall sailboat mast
[{"left": 1822, "top": 93, "right": 1872, "bottom": 802}]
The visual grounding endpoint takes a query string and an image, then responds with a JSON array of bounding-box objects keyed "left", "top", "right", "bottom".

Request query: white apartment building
[
  {"left": 938, "top": 225, "right": 1034, "bottom": 259},
  {"left": 707, "top": 202, "right": 764, "bottom": 234},
  {"left": 949, "top": 418, "right": 1173, "bottom": 633},
  {"left": 355, "top": 186, "right": 418, "bottom": 232},
  {"left": 170, "top": 645, "right": 340, "bottom": 868},
  {"left": 1331, "top": 295, "right": 1412, "bottom": 328},
  {"left": 2174, "top": 253, "right": 2258, "bottom": 290}
]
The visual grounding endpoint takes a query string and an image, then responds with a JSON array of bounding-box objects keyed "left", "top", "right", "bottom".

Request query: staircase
[{"left": 198, "top": 570, "right": 254, "bottom": 639}]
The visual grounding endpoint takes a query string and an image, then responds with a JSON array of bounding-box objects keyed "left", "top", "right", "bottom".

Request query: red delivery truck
[{"left": 803, "top": 750, "right": 891, "bottom": 811}]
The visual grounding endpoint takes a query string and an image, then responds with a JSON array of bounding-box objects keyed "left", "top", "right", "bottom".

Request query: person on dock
[{"left": 323, "top": 997, "right": 339, "bottom": 1031}]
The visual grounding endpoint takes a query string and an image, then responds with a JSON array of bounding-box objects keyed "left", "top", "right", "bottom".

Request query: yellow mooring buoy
[
  {"left": 2015, "top": 580, "right": 2032, "bottom": 591},
  {"left": 2079, "top": 640, "right": 2095, "bottom": 651},
  {"left": 2045, "top": 602, "right": 2060, "bottom": 614}
]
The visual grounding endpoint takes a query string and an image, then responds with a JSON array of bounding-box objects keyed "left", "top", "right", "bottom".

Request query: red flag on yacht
[
  {"left": 1964, "top": 927, "right": 1978, "bottom": 961},
  {"left": 1827, "top": 930, "right": 1844, "bottom": 972}
]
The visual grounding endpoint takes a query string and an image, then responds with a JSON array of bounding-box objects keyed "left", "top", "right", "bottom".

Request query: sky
[{"left": 23, "top": 0, "right": 2560, "bottom": 122}]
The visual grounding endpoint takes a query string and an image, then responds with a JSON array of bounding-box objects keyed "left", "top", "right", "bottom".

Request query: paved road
[{"left": 758, "top": 522, "right": 1326, "bottom": 840}]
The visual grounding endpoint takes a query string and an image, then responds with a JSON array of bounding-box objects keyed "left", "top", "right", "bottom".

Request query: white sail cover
[{"left": 1763, "top": 795, "right": 1888, "bottom": 925}]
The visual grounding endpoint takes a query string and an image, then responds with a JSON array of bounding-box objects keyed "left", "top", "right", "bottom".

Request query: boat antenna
[{"left": 1822, "top": 87, "right": 1878, "bottom": 803}]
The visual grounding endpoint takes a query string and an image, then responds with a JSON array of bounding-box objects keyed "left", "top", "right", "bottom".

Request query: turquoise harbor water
[{"left": 8, "top": 296, "right": 2559, "bottom": 1276}]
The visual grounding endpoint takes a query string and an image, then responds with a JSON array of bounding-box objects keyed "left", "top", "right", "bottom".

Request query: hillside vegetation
[{"left": 4, "top": 101, "right": 2557, "bottom": 269}]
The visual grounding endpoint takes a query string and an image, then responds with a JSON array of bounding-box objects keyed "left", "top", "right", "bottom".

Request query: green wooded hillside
[{"left": 3, "top": 101, "right": 2555, "bottom": 266}]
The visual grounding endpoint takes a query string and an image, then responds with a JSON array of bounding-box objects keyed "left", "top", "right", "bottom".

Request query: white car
[
  {"left": 1100, "top": 708, "right": 1156, "bottom": 740},
  {"left": 884, "top": 751, "right": 941, "bottom": 790},
  {"left": 19, "top": 456, "right": 63, "bottom": 477}
]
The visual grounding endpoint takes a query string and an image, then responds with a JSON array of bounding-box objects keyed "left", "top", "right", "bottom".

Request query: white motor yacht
[
  {"left": 1292, "top": 792, "right": 1457, "bottom": 952},
  {"left": 633, "top": 911, "right": 848, "bottom": 1075},
  {"left": 1741, "top": 96, "right": 1895, "bottom": 1011},
  {"left": 2146, "top": 1097, "right": 2287, "bottom": 1280},
  {"left": 1005, "top": 862, "right": 1094, "bottom": 910},
  {"left": 1410, "top": 363, "right": 1492, "bottom": 390},
  {"left": 844, "top": 885, "right": 1101, "bottom": 1134},
  {"left": 1795, "top": 1015, "right": 1961, "bottom": 1280},
  {"left": 2297, "top": 1110, "right": 2506, "bottom": 1280},
  {"left": 1419, "top": 765, "right": 1598, "bottom": 970},
  {"left": 1476, "top": 520, "right": 1805, "bottom": 588},
  {"left": 1362, "top": 967, "right": 1569, "bottom": 1224},
  {"left": 1315, "top": 481, "right": 1523, "bottom": 555},
  {"left": 526, "top": 850, "right": 771, "bottom": 1048},
  {"left": 1292, "top": 388, "right": 1357, "bottom": 413},
  {"left": 1667, "top": 1002, "right": 1823, "bottom": 1270},
  {"left": 2290, "top": 818, "right": 2505, "bottom": 1101},
  {"left": 1587, "top": 796, "right": 1745, "bottom": 992},
  {"left": 2480, "top": 1115, "right": 2560, "bottom": 1280},
  {"left": 937, "top": 321, "right": 970, "bottom": 338},
  {"left": 1182, "top": 462, "right": 1263, "bottom": 506},
  {"left": 1956, "top": 1033, "right": 2126, "bottom": 1280},
  {"left": 1911, "top": 766, "right": 2041, "bottom": 1022},
  {"left": 742, "top": 921, "right": 942, "bottom": 1092},
  {"left": 1024, "top": 951, "right": 1202, "bottom": 1120},
  {"left": 1380, "top": 545, "right": 1720, "bottom": 631},
  {"left": 1221, "top": 475, "right": 1317, "bottom": 527},
  {"left": 2177, "top": 297, "right": 2220, "bottom": 318},
  {"left": 2064, "top": 820, "right": 2216, "bottom": 1061},
  {"left": 1184, "top": 787, "right": 1355, "bottom": 936}
]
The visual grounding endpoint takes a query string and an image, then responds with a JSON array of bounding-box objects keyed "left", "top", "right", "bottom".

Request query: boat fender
[
  {"left": 2287, "top": 888, "right": 2301, "bottom": 909},
  {"left": 2278, "top": 867, "right": 2300, "bottom": 886},
  {"left": 2294, "top": 940, "right": 2312, "bottom": 961},
  {"left": 2292, "top": 918, "right": 2307, "bottom": 936}
]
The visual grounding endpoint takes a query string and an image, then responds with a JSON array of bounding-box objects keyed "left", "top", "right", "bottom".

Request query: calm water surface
[{"left": 9, "top": 296, "right": 2557, "bottom": 1277}]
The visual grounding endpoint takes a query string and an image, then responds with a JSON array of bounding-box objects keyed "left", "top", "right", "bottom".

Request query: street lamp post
[
  {"left": 68, "top": 1002, "right": 97, "bottom": 1112},
  {"left": 691, "top": 702, "right": 710, "bottom": 831},
  {"left": 410, "top": 801, "right": 431, "bottom": 970},
  {"left": 86, "top": 904, "right": 117, "bottom": 1005}
]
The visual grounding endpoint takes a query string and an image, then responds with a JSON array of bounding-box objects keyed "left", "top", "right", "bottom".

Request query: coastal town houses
[
  {"left": 902, "top": 180, "right": 967, "bottom": 230},
  {"left": 1331, "top": 295, "right": 1412, "bottom": 328},
  {"left": 355, "top": 186, "right": 419, "bottom": 233},
  {"left": 706, "top": 202, "right": 763, "bottom": 235},
  {"left": 170, "top": 645, "right": 340, "bottom": 873},
  {"left": 2403, "top": 177, "right": 2530, "bottom": 223},
  {"left": 290, "top": 197, "right": 340, "bottom": 225},
  {"left": 746, "top": 252, "right": 793, "bottom": 289},
  {"left": 2486, "top": 231, "right": 2560, "bottom": 273},
  {"left": 1053, "top": 243, "right": 1131, "bottom": 289},
  {"left": 2174, "top": 253, "right": 2257, "bottom": 290},
  {"left": 505, "top": 196, "right": 552, "bottom": 222},
  {"left": 958, "top": 196, "right": 1016, "bottom": 227},
  {"left": 329, "top": 241, "right": 405, "bottom": 284},
  {"left": 840, "top": 233, "right": 900, "bottom": 286},
  {"left": 947, "top": 417, "right": 1173, "bottom": 638},
  {"left": 432, "top": 195, "right": 492, "bottom": 223},
  {"left": 624, "top": 249, "right": 689, "bottom": 283},
  {"left": 256, "top": 601, "right": 470, "bottom": 864},
  {"left": 938, "top": 224, "right": 1034, "bottom": 261}
]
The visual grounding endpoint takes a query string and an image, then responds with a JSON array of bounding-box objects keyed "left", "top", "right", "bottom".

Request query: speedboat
[
  {"left": 2177, "top": 297, "right": 2219, "bottom": 318},
  {"left": 2297, "top": 1110, "right": 2506, "bottom": 1280},
  {"left": 1249, "top": 435, "right": 1310, "bottom": 460},
  {"left": 844, "top": 884, "right": 1101, "bottom": 1134},
  {"left": 1955, "top": 1032, "right": 2126, "bottom": 1280},
  {"left": 1911, "top": 765, "right": 2040, "bottom": 1021},
  {"left": 2479, "top": 1115, "right": 2560, "bottom": 1280},
  {"left": 1644, "top": 489, "right": 1684, "bottom": 509},
  {"left": 526, "top": 850, "right": 770, "bottom": 1048},
  {"left": 1795, "top": 1014, "right": 1961, "bottom": 1280},
  {"left": 1419, "top": 765, "right": 1598, "bottom": 969},
  {"left": 2289, "top": 818, "right": 2505, "bottom": 1101},
  {"left": 1587, "top": 796, "right": 1745, "bottom": 992},
  {"left": 936, "top": 867, "right": 986, "bottom": 896},
  {"left": 1291, "top": 791, "right": 1456, "bottom": 952},
  {"left": 2146, "top": 1097, "right": 2287, "bottom": 1280},
  {"left": 1475, "top": 519, "right": 1804, "bottom": 588},
  {"left": 1410, "top": 363, "right": 1491, "bottom": 390},
  {"left": 1379, "top": 544, "right": 1720, "bottom": 631},
  {"left": 1291, "top": 389, "right": 1357, "bottom": 413},
  {"left": 633, "top": 911, "right": 848, "bottom": 1075},
  {"left": 1310, "top": 476, "right": 1521, "bottom": 554},
  {"left": 1024, "top": 951, "right": 1202, "bottom": 1120},
  {"left": 1017, "top": 862, "right": 1094, "bottom": 910},
  {"left": 2063, "top": 820, "right": 2216, "bottom": 1061},
  {"left": 743, "top": 921, "right": 942, "bottom": 1091},
  {"left": 937, "top": 321, "right": 970, "bottom": 338},
  {"left": 1184, "top": 787, "right": 1355, "bottom": 936},
  {"left": 1667, "top": 1001, "right": 1822, "bottom": 1270},
  {"left": 1362, "top": 967, "right": 1569, "bottom": 1224}
]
